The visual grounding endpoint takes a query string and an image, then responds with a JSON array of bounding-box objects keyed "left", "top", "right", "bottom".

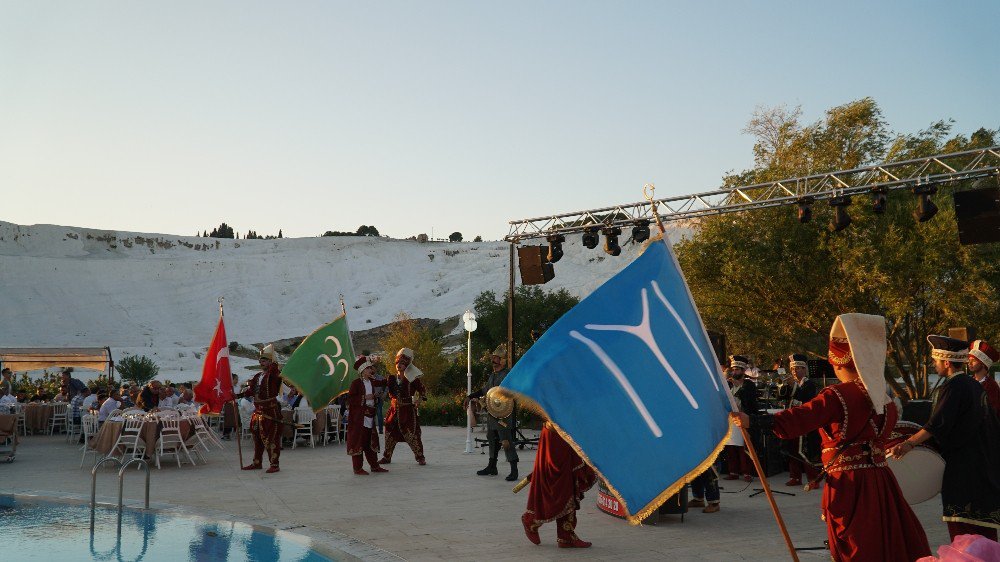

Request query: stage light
[
  {"left": 871, "top": 189, "right": 887, "bottom": 214},
  {"left": 603, "top": 227, "right": 622, "bottom": 256},
  {"left": 912, "top": 184, "right": 939, "bottom": 222},
  {"left": 631, "top": 220, "right": 651, "bottom": 243},
  {"left": 796, "top": 198, "right": 813, "bottom": 224},
  {"left": 829, "top": 195, "right": 852, "bottom": 232},
  {"left": 581, "top": 228, "right": 599, "bottom": 249},
  {"left": 546, "top": 234, "right": 565, "bottom": 263}
]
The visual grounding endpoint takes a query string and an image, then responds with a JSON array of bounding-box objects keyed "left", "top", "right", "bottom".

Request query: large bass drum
[{"left": 885, "top": 421, "right": 944, "bottom": 505}]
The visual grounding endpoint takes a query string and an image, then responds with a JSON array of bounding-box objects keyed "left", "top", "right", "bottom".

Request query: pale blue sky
[{"left": 1, "top": 2, "right": 997, "bottom": 240}]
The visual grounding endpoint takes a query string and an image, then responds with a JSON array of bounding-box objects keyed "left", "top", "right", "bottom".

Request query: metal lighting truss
[{"left": 505, "top": 146, "right": 1000, "bottom": 242}]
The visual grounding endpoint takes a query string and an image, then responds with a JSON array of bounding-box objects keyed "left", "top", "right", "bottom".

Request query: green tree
[
  {"left": 449, "top": 232, "right": 463, "bottom": 242},
  {"left": 116, "top": 354, "right": 160, "bottom": 386},
  {"left": 377, "top": 313, "right": 449, "bottom": 394},
  {"left": 674, "top": 98, "right": 1000, "bottom": 401},
  {"left": 472, "top": 286, "right": 580, "bottom": 362}
]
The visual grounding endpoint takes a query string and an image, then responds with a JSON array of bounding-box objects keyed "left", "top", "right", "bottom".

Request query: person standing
[
  {"left": 347, "top": 356, "right": 388, "bottom": 475},
  {"left": 240, "top": 344, "right": 284, "bottom": 474},
  {"left": 889, "top": 335, "right": 1000, "bottom": 541},
  {"left": 687, "top": 467, "right": 721, "bottom": 513},
  {"left": 783, "top": 353, "right": 820, "bottom": 486},
  {"left": 61, "top": 369, "right": 87, "bottom": 400},
  {"left": 466, "top": 344, "right": 519, "bottom": 481},
  {"left": 521, "top": 421, "right": 596, "bottom": 548},
  {"left": 0, "top": 367, "right": 13, "bottom": 396},
  {"left": 724, "top": 356, "right": 758, "bottom": 482},
  {"left": 737, "top": 314, "right": 930, "bottom": 562},
  {"left": 379, "top": 348, "right": 427, "bottom": 465},
  {"left": 968, "top": 339, "right": 1000, "bottom": 416}
]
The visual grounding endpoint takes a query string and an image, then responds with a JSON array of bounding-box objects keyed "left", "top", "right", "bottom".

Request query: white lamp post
[{"left": 463, "top": 309, "right": 477, "bottom": 454}]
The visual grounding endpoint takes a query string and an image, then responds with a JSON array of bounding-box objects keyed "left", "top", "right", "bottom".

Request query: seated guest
[
  {"left": 98, "top": 388, "right": 122, "bottom": 423},
  {"left": 283, "top": 387, "right": 300, "bottom": 408},
  {"left": 159, "top": 386, "right": 178, "bottom": 408},
  {"left": 54, "top": 386, "right": 69, "bottom": 402},
  {"left": 30, "top": 387, "right": 48, "bottom": 402},
  {"left": 137, "top": 380, "right": 161, "bottom": 411},
  {"left": 118, "top": 386, "right": 135, "bottom": 408},
  {"left": 0, "top": 387, "right": 18, "bottom": 406},
  {"left": 238, "top": 386, "right": 255, "bottom": 427},
  {"left": 69, "top": 390, "right": 86, "bottom": 423},
  {"left": 81, "top": 387, "right": 98, "bottom": 412}
]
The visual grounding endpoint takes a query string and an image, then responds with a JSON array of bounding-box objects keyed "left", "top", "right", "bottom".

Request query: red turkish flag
[{"left": 194, "top": 317, "right": 234, "bottom": 414}]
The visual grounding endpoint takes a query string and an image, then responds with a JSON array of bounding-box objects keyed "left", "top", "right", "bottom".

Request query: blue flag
[{"left": 501, "top": 237, "right": 735, "bottom": 523}]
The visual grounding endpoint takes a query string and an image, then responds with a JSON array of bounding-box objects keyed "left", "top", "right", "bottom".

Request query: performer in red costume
[
  {"left": 378, "top": 348, "right": 427, "bottom": 465},
  {"left": 521, "top": 422, "right": 597, "bottom": 548},
  {"left": 735, "top": 314, "right": 930, "bottom": 562},
  {"left": 347, "top": 356, "right": 388, "bottom": 475},
  {"left": 969, "top": 340, "right": 1000, "bottom": 416},
  {"left": 241, "top": 344, "right": 284, "bottom": 474}
]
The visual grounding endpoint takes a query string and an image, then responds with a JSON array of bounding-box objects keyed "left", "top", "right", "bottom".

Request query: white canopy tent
[{"left": 0, "top": 347, "right": 115, "bottom": 382}]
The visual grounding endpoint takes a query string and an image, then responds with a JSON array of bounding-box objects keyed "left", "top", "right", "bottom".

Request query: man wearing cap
[
  {"left": 738, "top": 314, "right": 931, "bottom": 562},
  {"left": 969, "top": 340, "right": 1000, "bottom": 415},
  {"left": 724, "top": 355, "right": 758, "bottom": 482},
  {"left": 347, "top": 356, "right": 388, "bottom": 475},
  {"left": 239, "top": 344, "right": 284, "bottom": 473},
  {"left": 378, "top": 348, "right": 427, "bottom": 465},
  {"left": 466, "top": 344, "right": 519, "bottom": 481},
  {"left": 889, "top": 335, "right": 1000, "bottom": 541},
  {"left": 782, "top": 353, "right": 820, "bottom": 486}
]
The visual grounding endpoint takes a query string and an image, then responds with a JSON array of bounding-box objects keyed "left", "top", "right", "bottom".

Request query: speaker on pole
[
  {"left": 517, "top": 245, "right": 555, "bottom": 285},
  {"left": 954, "top": 187, "right": 1000, "bottom": 245}
]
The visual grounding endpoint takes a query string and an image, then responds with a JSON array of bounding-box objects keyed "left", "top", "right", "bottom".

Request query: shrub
[
  {"left": 418, "top": 393, "right": 468, "bottom": 426},
  {"left": 116, "top": 354, "right": 160, "bottom": 386}
]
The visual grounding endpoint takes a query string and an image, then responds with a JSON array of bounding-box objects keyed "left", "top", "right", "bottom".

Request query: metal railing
[
  {"left": 90, "top": 456, "right": 150, "bottom": 529},
  {"left": 505, "top": 146, "right": 1000, "bottom": 241}
]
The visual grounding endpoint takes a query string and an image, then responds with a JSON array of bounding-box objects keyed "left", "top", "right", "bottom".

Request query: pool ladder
[{"left": 90, "top": 457, "right": 150, "bottom": 528}]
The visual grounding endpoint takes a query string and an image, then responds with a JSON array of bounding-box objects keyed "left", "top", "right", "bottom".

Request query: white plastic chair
[
  {"left": 292, "top": 408, "right": 315, "bottom": 449},
  {"left": 156, "top": 417, "right": 195, "bottom": 468},
  {"left": 79, "top": 415, "right": 101, "bottom": 468},
  {"left": 324, "top": 406, "right": 341, "bottom": 445},
  {"left": 111, "top": 418, "right": 146, "bottom": 463},
  {"left": 193, "top": 415, "right": 224, "bottom": 450},
  {"left": 49, "top": 403, "right": 68, "bottom": 435},
  {"left": 65, "top": 407, "right": 79, "bottom": 442},
  {"left": 12, "top": 403, "right": 26, "bottom": 436}
]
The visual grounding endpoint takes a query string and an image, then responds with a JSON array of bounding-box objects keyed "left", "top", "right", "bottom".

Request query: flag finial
[
  {"left": 340, "top": 294, "right": 346, "bottom": 315},
  {"left": 643, "top": 183, "right": 666, "bottom": 234},
  {"left": 218, "top": 296, "right": 225, "bottom": 317}
]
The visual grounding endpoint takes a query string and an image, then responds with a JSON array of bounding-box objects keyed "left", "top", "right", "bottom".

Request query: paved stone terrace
[{"left": 1, "top": 426, "right": 950, "bottom": 561}]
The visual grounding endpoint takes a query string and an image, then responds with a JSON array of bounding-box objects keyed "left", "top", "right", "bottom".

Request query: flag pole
[
  {"left": 645, "top": 185, "right": 799, "bottom": 562},
  {"left": 220, "top": 296, "right": 244, "bottom": 468}
]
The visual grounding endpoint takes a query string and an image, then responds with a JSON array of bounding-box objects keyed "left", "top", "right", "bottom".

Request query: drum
[{"left": 885, "top": 421, "right": 944, "bottom": 505}]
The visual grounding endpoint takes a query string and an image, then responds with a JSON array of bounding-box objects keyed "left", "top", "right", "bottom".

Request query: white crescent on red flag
[{"left": 194, "top": 317, "right": 235, "bottom": 414}]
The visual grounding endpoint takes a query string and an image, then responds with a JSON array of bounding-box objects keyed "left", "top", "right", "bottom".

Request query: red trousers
[
  {"left": 725, "top": 445, "right": 753, "bottom": 476},
  {"left": 789, "top": 457, "right": 819, "bottom": 481},
  {"left": 351, "top": 426, "right": 380, "bottom": 471}
]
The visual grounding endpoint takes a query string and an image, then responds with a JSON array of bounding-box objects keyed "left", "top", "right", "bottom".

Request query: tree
[
  {"left": 473, "top": 235, "right": 482, "bottom": 242},
  {"left": 449, "top": 232, "right": 463, "bottom": 242},
  {"left": 674, "top": 98, "right": 1000, "bottom": 401},
  {"left": 116, "top": 354, "right": 160, "bottom": 386},
  {"left": 356, "top": 225, "right": 380, "bottom": 237},
  {"left": 209, "top": 223, "right": 235, "bottom": 239},
  {"left": 278, "top": 229, "right": 283, "bottom": 238},
  {"left": 377, "top": 313, "right": 449, "bottom": 394},
  {"left": 472, "top": 286, "right": 580, "bottom": 361}
]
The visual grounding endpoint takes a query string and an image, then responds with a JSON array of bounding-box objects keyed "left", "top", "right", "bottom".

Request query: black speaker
[
  {"left": 954, "top": 187, "right": 1000, "bottom": 245},
  {"left": 517, "top": 245, "right": 555, "bottom": 285},
  {"left": 807, "top": 359, "right": 834, "bottom": 380},
  {"left": 706, "top": 330, "right": 727, "bottom": 368}
]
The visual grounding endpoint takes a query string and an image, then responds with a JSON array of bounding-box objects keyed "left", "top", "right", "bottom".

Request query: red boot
[
  {"left": 241, "top": 463, "right": 262, "bottom": 470},
  {"left": 558, "top": 538, "right": 592, "bottom": 548},
  {"left": 265, "top": 466, "right": 280, "bottom": 474},
  {"left": 354, "top": 468, "right": 370, "bottom": 475}
]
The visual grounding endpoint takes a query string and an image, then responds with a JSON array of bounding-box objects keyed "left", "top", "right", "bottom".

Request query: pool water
[{"left": 0, "top": 495, "right": 335, "bottom": 561}]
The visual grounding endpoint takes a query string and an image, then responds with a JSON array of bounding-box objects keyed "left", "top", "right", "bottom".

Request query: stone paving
[{"left": 1, "top": 426, "right": 950, "bottom": 561}]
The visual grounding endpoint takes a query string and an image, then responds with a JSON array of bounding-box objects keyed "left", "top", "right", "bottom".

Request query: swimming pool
[{"left": 0, "top": 494, "right": 337, "bottom": 561}]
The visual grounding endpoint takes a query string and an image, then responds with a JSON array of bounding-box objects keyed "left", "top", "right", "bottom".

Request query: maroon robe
[
  {"left": 382, "top": 375, "right": 426, "bottom": 462},
  {"left": 981, "top": 377, "right": 1000, "bottom": 417},
  {"left": 346, "top": 377, "right": 384, "bottom": 457},
  {"left": 772, "top": 380, "right": 930, "bottom": 562},
  {"left": 522, "top": 424, "right": 596, "bottom": 544},
  {"left": 243, "top": 362, "right": 283, "bottom": 468}
]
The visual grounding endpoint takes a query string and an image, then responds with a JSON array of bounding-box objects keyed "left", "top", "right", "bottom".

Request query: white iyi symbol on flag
[
  {"left": 569, "top": 280, "right": 720, "bottom": 439},
  {"left": 318, "top": 336, "right": 351, "bottom": 380}
]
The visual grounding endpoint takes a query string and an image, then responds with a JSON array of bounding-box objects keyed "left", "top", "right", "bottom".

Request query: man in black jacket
[{"left": 782, "top": 353, "right": 820, "bottom": 486}]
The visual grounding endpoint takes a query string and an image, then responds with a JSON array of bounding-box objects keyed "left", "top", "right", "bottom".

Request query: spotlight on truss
[
  {"left": 829, "top": 195, "right": 853, "bottom": 232},
  {"left": 546, "top": 234, "right": 565, "bottom": 263},
  {"left": 603, "top": 227, "right": 622, "bottom": 256},
  {"left": 631, "top": 220, "right": 651, "bottom": 243},
  {"left": 582, "top": 227, "right": 600, "bottom": 249},
  {"left": 871, "top": 189, "right": 888, "bottom": 214},
  {"left": 913, "top": 184, "right": 939, "bottom": 223},
  {"left": 796, "top": 197, "right": 813, "bottom": 224}
]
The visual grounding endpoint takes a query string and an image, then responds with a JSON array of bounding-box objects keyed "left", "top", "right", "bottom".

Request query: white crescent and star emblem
[{"left": 318, "top": 336, "right": 350, "bottom": 381}]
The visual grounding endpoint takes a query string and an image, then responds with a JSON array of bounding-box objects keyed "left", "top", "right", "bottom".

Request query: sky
[{"left": 1, "top": 1, "right": 997, "bottom": 241}]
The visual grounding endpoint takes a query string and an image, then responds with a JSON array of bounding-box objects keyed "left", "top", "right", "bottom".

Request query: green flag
[{"left": 281, "top": 313, "right": 357, "bottom": 412}]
